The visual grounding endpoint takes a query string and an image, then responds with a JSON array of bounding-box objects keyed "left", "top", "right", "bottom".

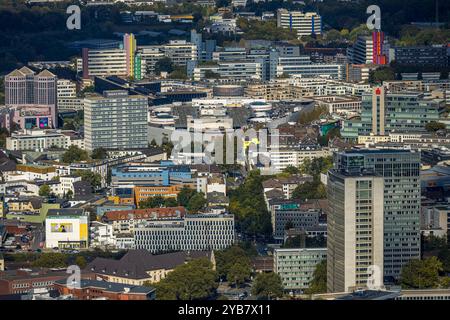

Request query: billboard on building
[{"left": 51, "top": 223, "right": 73, "bottom": 233}]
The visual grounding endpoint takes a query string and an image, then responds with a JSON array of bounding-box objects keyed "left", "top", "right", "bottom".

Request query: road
[{"left": 217, "top": 281, "right": 254, "bottom": 300}]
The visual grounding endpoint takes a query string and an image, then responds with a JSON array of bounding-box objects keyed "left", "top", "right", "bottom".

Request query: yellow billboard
[{"left": 51, "top": 223, "right": 73, "bottom": 233}]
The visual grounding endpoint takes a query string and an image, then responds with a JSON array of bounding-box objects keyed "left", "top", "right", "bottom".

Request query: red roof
[{"left": 104, "top": 207, "right": 186, "bottom": 221}]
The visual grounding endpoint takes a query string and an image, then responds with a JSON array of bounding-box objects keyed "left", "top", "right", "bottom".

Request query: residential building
[
  {"left": 277, "top": 9, "right": 322, "bottom": 37},
  {"left": 274, "top": 248, "right": 327, "bottom": 293},
  {"left": 327, "top": 162, "right": 385, "bottom": 293},
  {"left": 84, "top": 90, "right": 148, "bottom": 151}
]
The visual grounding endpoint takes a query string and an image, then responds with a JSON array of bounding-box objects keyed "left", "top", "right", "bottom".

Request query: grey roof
[
  {"left": 54, "top": 279, "right": 155, "bottom": 294},
  {"left": 86, "top": 250, "right": 212, "bottom": 280},
  {"left": 47, "top": 208, "right": 85, "bottom": 217}
]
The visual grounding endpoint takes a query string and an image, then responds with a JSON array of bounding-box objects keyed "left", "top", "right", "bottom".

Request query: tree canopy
[
  {"left": 215, "top": 246, "right": 252, "bottom": 286},
  {"left": 401, "top": 257, "right": 443, "bottom": 289},
  {"left": 251, "top": 272, "right": 284, "bottom": 300},
  {"left": 228, "top": 170, "right": 272, "bottom": 238},
  {"left": 151, "top": 258, "right": 218, "bottom": 300},
  {"left": 62, "top": 146, "right": 89, "bottom": 163},
  {"left": 304, "top": 260, "right": 327, "bottom": 294}
]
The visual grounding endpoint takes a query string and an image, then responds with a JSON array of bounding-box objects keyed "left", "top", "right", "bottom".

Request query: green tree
[
  {"left": 228, "top": 263, "right": 251, "bottom": 287},
  {"left": 75, "top": 256, "right": 87, "bottom": 269},
  {"left": 62, "top": 121, "right": 76, "bottom": 131},
  {"left": 204, "top": 70, "right": 220, "bottom": 79},
  {"left": 151, "top": 258, "right": 218, "bottom": 300},
  {"left": 32, "top": 253, "right": 68, "bottom": 268},
  {"left": 0, "top": 127, "right": 9, "bottom": 149},
  {"left": 177, "top": 187, "right": 197, "bottom": 207},
  {"left": 282, "top": 165, "right": 299, "bottom": 175},
  {"left": 215, "top": 246, "right": 252, "bottom": 282},
  {"left": 252, "top": 272, "right": 284, "bottom": 300},
  {"left": 401, "top": 257, "right": 443, "bottom": 289},
  {"left": 91, "top": 147, "right": 108, "bottom": 160},
  {"left": 304, "top": 260, "right": 327, "bottom": 294},
  {"left": 425, "top": 121, "right": 446, "bottom": 133},
  {"left": 292, "top": 180, "right": 326, "bottom": 201},
  {"left": 139, "top": 195, "right": 165, "bottom": 209},
  {"left": 65, "top": 189, "right": 73, "bottom": 200},
  {"left": 74, "top": 170, "right": 101, "bottom": 190},
  {"left": 62, "top": 145, "right": 89, "bottom": 163},
  {"left": 169, "top": 66, "right": 188, "bottom": 80},
  {"left": 187, "top": 192, "right": 206, "bottom": 212},
  {"left": 369, "top": 67, "right": 395, "bottom": 84},
  {"left": 38, "top": 184, "right": 51, "bottom": 197},
  {"left": 299, "top": 157, "right": 333, "bottom": 179},
  {"left": 155, "top": 57, "right": 174, "bottom": 74}
]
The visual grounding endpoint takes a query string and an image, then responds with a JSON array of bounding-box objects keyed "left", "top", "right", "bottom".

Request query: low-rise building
[
  {"left": 134, "top": 213, "right": 235, "bottom": 253},
  {"left": 45, "top": 208, "right": 90, "bottom": 249},
  {"left": 87, "top": 249, "right": 215, "bottom": 285},
  {"left": 274, "top": 248, "right": 327, "bottom": 293},
  {"left": 54, "top": 279, "right": 156, "bottom": 300}
]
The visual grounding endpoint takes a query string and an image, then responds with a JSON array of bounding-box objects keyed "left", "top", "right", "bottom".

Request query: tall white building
[
  {"left": 84, "top": 90, "right": 148, "bottom": 151},
  {"left": 327, "top": 167, "right": 384, "bottom": 293},
  {"left": 277, "top": 9, "right": 322, "bottom": 38}
]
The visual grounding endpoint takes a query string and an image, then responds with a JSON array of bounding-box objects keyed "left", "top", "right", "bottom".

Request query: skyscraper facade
[
  {"left": 327, "top": 161, "right": 384, "bottom": 293},
  {"left": 5, "top": 67, "right": 58, "bottom": 129},
  {"left": 84, "top": 90, "right": 148, "bottom": 151},
  {"left": 331, "top": 150, "right": 421, "bottom": 281}
]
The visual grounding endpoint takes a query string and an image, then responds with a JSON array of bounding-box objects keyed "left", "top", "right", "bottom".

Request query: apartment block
[{"left": 84, "top": 90, "right": 148, "bottom": 151}]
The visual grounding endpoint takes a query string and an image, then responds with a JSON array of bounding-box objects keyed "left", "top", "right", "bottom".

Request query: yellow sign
[{"left": 51, "top": 223, "right": 73, "bottom": 233}]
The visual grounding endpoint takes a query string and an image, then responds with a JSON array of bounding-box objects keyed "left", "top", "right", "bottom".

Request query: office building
[
  {"left": 277, "top": 9, "right": 322, "bottom": 37},
  {"left": 390, "top": 45, "right": 448, "bottom": 68},
  {"left": 331, "top": 150, "right": 421, "bottom": 281},
  {"left": 342, "top": 87, "right": 446, "bottom": 139},
  {"left": 347, "top": 31, "right": 387, "bottom": 65},
  {"left": 5, "top": 67, "right": 58, "bottom": 129},
  {"left": 274, "top": 248, "right": 327, "bottom": 293},
  {"left": 268, "top": 200, "right": 321, "bottom": 241},
  {"left": 6, "top": 129, "right": 84, "bottom": 151},
  {"left": 45, "top": 208, "right": 90, "bottom": 249},
  {"left": 84, "top": 90, "right": 148, "bottom": 151},
  {"left": 134, "top": 213, "right": 234, "bottom": 253},
  {"left": 82, "top": 48, "right": 128, "bottom": 78},
  {"left": 327, "top": 162, "right": 385, "bottom": 293}
]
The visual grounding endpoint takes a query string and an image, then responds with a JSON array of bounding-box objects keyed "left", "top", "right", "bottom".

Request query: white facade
[
  {"left": 45, "top": 211, "right": 89, "bottom": 249},
  {"left": 134, "top": 214, "right": 235, "bottom": 253},
  {"left": 277, "top": 9, "right": 322, "bottom": 37}
]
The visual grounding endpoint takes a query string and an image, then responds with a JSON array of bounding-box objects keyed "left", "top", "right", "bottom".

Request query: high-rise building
[
  {"left": 124, "top": 33, "right": 137, "bottom": 78},
  {"left": 330, "top": 149, "right": 421, "bottom": 282},
  {"left": 347, "top": 32, "right": 388, "bottom": 65},
  {"left": 342, "top": 86, "right": 446, "bottom": 139},
  {"left": 84, "top": 90, "right": 148, "bottom": 151},
  {"left": 277, "top": 9, "right": 322, "bottom": 37},
  {"left": 327, "top": 163, "right": 384, "bottom": 293},
  {"left": 5, "top": 67, "right": 58, "bottom": 129}
]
